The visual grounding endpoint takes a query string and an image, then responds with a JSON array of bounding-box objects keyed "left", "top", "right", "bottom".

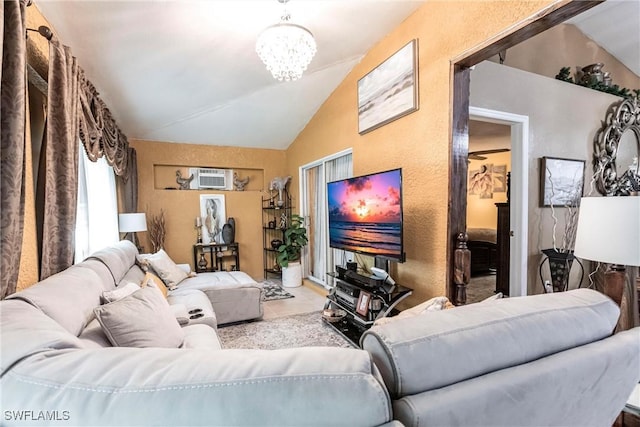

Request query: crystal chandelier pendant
[{"left": 256, "top": 2, "right": 317, "bottom": 82}]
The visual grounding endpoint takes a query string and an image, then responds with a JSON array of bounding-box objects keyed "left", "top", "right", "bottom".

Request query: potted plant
[{"left": 276, "top": 214, "right": 308, "bottom": 288}]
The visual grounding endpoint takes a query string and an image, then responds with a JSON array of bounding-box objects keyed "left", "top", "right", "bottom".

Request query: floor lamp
[
  {"left": 118, "top": 213, "right": 147, "bottom": 252},
  {"left": 574, "top": 196, "right": 640, "bottom": 319}
]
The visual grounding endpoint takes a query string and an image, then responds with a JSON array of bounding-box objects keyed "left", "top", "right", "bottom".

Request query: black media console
[{"left": 323, "top": 270, "right": 412, "bottom": 347}]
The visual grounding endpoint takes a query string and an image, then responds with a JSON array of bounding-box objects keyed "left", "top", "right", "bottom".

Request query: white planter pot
[{"left": 282, "top": 262, "right": 302, "bottom": 288}]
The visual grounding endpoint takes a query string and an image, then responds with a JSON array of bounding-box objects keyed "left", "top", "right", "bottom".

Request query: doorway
[
  {"left": 468, "top": 108, "right": 529, "bottom": 299},
  {"left": 445, "top": 1, "right": 599, "bottom": 303}
]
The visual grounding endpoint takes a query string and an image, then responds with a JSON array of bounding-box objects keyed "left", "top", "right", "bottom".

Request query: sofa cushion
[
  {"left": 144, "top": 249, "right": 188, "bottom": 288},
  {"left": 6, "top": 265, "right": 104, "bottom": 336},
  {"left": 94, "top": 286, "right": 184, "bottom": 348},
  {"left": 118, "top": 264, "right": 146, "bottom": 287},
  {"left": 361, "top": 289, "right": 620, "bottom": 398},
  {"left": 0, "top": 300, "right": 85, "bottom": 374},
  {"left": 87, "top": 240, "right": 138, "bottom": 285},
  {"left": 174, "top": 271, "right": 259, "bottom": 291},
  {"left": 76, "top": 258, "right": 118, "bottom": 292},
  {"left": 77, "top": 318, "right": 112, "bottom": 348}
]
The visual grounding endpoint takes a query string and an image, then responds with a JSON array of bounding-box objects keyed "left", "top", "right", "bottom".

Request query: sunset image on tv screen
[{"left": 327, "top": 169, "right": 402, "bottom": 258}]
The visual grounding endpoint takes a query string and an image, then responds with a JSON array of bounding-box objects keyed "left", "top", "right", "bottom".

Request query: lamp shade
[
  {"left": 118, "top": 213, "right": 147, "bottom": 233},
  {"left": 573, "top": 196, "right": 640, "bottom": 266}
]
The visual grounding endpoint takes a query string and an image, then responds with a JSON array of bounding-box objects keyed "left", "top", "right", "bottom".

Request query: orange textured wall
[
  {"left": 286, "top": 0, "right": 557, "bottom": 305},
  {"left": 132, "top": 139, "right": 287, "bottom": 280}
]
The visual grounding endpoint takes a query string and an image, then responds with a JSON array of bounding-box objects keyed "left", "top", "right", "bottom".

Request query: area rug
[
  {"left": 260, "top": 280, "right": 294, "bottom": 301},
  {"left": 217, "top": 311, "right": 354, "bottom": 349}
]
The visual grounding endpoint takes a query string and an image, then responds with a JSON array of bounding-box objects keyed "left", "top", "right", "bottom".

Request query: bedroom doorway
[
  {"left": 468, "top": 107, "right": 529, "bottom": 299},
  {"left": 446, "top": 1, "right": 598, "bottom": 304}
]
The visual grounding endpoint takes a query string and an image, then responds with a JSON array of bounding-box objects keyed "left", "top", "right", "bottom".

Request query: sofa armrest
[
  {"left": 169, "top": 303, "right": 189, "bottom": 326},
  {"left": 2, "top": 346, "right": 392, "bottom": 426}
]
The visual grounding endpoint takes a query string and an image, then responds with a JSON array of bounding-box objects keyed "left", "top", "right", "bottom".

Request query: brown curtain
[
  {"left": 38, "top": 36, "right": 79, "bottom": 280},
  {"left": 34, "top": 36, "right": 131, "bottom": 279},
  {"left": 121, "top": 146, "right": 138, "bottom": 212},
  {"left": 0, "top": 0, "right": 28, "bottom": 298}
]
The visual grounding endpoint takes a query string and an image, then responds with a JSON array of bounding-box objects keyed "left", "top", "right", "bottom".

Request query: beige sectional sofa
[{"left": 1, "top": 240, "right": 639, "bottom": 426}]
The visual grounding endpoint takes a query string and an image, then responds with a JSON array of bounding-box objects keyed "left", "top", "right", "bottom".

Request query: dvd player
[{"left": 343, "top": 269, "right": 385, "bottom": 288}]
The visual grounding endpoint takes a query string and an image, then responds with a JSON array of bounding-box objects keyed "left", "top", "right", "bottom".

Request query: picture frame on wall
[
  {"left": 539, "top": 157, "right": 585, "bottom": 207},
  {"left": 200, "top": 194, "right": 226, "bottom": 244},
  {"left": 356, "top": 291, "right": 371, "bottom": 317},
  {"left": 358, "top": 39, "right": 419, "bottom": 134}
]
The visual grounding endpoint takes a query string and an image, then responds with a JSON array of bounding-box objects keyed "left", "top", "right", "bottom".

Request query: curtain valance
[{"left": 75, "top": 62, "right": 129, "bottom": 177}]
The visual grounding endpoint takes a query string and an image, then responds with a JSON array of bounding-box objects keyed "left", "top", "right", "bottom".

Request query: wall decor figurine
[
  {"left": 176, "top": 170, "right": 194, "bottom": 190},
  {"left": 233, "top": 173, "right": 250, "bottom": 191},
  {"left": 269, "top": 176, "right": 291, "bottom": 206}
]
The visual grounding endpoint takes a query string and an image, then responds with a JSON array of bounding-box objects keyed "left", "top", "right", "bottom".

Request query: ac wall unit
[{"left": 189, "top": 168, "right": 233, "bottom": 190}]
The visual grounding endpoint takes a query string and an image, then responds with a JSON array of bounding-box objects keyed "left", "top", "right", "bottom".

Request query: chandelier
[{"left": 256, "top": 0, "right": 317, "bottom": 82}]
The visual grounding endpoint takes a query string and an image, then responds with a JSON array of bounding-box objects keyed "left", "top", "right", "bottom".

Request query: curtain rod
[{"left": 26, "top": 26, "right": 53, "bottom": 41}]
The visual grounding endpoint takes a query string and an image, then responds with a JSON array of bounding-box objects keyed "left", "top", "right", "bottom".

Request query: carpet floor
[
  {"left": 467, "top": 274, "right": 498, "bottom": 303},
  {"left": 217, "top": 311, "right": 354, "bottom": 349},
  {"left": 260, "top": 280, "right": 295, "bottom": 301}
]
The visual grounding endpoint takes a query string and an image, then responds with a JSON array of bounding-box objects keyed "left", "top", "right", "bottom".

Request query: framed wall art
[
  {"left": 358, "top": 39, "right": 419, "bottom": 134},
  {"left": 200, "top": 194, "right": 226, "bottom": 243},
  {"left": 539, "top": 157, "right": 585, "bottom": 207}
]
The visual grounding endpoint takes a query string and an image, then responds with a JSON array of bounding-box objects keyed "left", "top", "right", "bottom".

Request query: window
[
  {"left": 300, "top": 150, "right": 352, "bottom": 288},
  {"left": 74, "top": 143, "right": 119, "bottom": 263}
]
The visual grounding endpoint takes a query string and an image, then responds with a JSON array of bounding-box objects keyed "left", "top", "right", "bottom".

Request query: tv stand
[{"left": 323, "top": 272, "right": 412, "bottom": 347}]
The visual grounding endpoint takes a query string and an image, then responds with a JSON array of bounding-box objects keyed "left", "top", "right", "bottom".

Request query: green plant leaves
[{"left": 275, "top": 214, "right": 308, "bottom": 268}]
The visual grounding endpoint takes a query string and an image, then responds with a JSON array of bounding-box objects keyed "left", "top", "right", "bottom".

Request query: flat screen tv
[{"left": 327, "top": 168, "right": 404, "bottom": 262}]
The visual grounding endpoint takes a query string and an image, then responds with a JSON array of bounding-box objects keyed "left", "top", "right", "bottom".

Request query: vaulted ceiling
[
  {"left": 35, "top": 0, "right": 638, "bottom": 151},
  {"left": 35, "top": 0, "right": 425, "bottom": 149}
]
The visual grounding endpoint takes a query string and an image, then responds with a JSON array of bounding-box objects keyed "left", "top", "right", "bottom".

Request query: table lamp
[
  {"left": 118, "top": 213, "right": 147, "bottom": 252},
  {"left": 573, "top": 196, "right": 640, "bottom": 306}
]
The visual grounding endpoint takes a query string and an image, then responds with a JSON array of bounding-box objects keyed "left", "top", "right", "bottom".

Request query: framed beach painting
[
  {"left": 200, "top": 194, "right": 226, "bottom": 244},
  {"left": 539, "top": 157, "right": 585, "bottom": 207},
  {"left": 358, "top": 39, "right": 419, "bottom": 134}
]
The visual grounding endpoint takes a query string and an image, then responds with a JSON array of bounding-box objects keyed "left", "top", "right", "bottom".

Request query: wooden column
[{"left": 454, "top": 232, "right": 471, "bottom": 306}]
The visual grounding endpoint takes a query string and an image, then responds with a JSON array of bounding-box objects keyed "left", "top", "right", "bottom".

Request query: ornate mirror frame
[{"left": 594, "top": 96, "right": 640, "bottom": 196}]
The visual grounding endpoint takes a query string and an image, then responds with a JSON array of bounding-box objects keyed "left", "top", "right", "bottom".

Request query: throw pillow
[
  {"left": 94, "top": 286, "right": 184, "bottom": 348},
  {"left": 141, "top": 272, "right": 169, "bottom": 299},
  {"left": 374, "top": 296, "right": 453, "bottom": 326},
  {"left": 480, "top": 292, "right": 503, "bottom": 303},
  {"left": 102, "top": 282, "right": 140, "bottom": 303},
  {"left": 144, "top": 249, "right": 188, "bottom": 289}
]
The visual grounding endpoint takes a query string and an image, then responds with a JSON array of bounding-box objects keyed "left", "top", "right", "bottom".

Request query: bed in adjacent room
[{"left": 467, "top": 228, "right": 497, "bottom": 276}]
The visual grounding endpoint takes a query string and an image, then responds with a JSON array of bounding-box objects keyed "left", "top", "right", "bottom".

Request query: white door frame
[{"left": 469, "top": 107, "right": 529, "bottom": 297}]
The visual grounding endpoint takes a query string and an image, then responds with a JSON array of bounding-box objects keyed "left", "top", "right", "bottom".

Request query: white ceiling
[
  {"left": 567, "top": 0, "right": 640, "bottom": 77},
  {"left": 35, "top": 0, "right": 425, "bottom": 149},
  {"left": 35, "top": 0, "right": 638, "bottom": 151}
]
